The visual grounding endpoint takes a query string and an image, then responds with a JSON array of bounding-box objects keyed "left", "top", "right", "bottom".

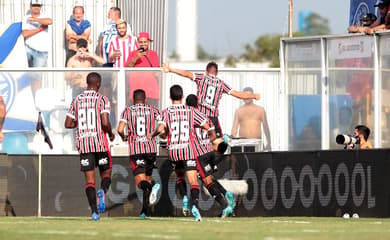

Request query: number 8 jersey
[
  {"left": 160, "top": 104, "right": 208, "bottom": 161},
  {"left": 67, "top": 90, "right": 111, "bottom": 154},
  {"left": 120, "top": 103, "right": 161, "bottom": 155}
]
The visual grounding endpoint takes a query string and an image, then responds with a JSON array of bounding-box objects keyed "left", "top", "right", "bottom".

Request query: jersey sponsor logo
[
  {"left": 81, "top": 158, "right": 89, "bottom": 166},
  {"left": 98, "top": 157, "right": 108, "bottom": 165},
  {"left": 186, "top": 160, "right": 196, "bottom": 167},
  {"left": 136, "top": 159, "right": 145, "bottom": 166},
  {"left": 168, "top": 143, "right": 189, "bottom": 150}
]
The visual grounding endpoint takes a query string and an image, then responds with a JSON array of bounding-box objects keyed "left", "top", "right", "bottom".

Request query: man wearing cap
[
  {"left": 108, "top": 19, "right": 138, "bottom": 68},
  {"left": 22, "top": 0, "right": 52, "bottom": 67},
  {"left": 66, "top": 38, "right": 105, "bottom": 96},
  {"left": 348, "top": 13, "right": 377, "bottom": 33},
  {"left": 126, "top": 32, "right": 160, "bottom": 106},
  {"left": 365, "top": 0, "right": 388, "bottom": 34}
]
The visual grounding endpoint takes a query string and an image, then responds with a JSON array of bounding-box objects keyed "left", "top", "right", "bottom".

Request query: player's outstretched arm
[
  {"left": 230, "top": 90, "right": 260, "bottom": 100},
  {"left": 162, "top": 63, "right": 193, "bottom": 80}
]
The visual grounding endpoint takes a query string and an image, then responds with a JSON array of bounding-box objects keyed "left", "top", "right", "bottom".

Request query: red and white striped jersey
[
  {"left": 193, "top": 126, "right": 214, "bottom": 157},
  {"left": 108, "top": 35, "right": 138, "bottom": 67},
  {"left": 160, "top": 104, "right": 207, "bottom": 161},
  {"left": 67, "top": 90, "right": 111, "bottom": 154},
  {"left": 193, "top": 73, "right": 232, "bottom": 117},
  {"left": 120, "top": 103, "right": 161, "bottom": 155}
]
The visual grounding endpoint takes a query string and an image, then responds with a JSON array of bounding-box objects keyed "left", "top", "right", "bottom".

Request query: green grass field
[{"left": 0, "top": 216, "right": 389, "bottom": 240}]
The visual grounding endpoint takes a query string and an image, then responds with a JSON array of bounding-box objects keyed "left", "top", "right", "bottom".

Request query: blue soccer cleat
[
  {"left": 182, "top": 195, "right": 189, "bottom": 216},
  {"left": 139, "top": 212, "right": 147, "bottom": 220},
  {"left": 91, "top": 212, "right": 100, "bottom": 221},
  {"left": 221, "top": 205, "right": 233, "bottom": 218},
  {"left": 149, "top": 183, "right": 161, "bottom": 206},
  {"left": 97, "top": 189, "right": 106, "bottom": 213},
  {"left": 225, "top": 191, "right": 235, "bottom": 209},
  {"left": 191, "top": 205, "right": 202, "bottom": 222}
]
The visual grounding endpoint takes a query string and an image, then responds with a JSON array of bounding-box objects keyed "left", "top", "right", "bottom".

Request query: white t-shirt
[{"left": 22, "top": 13, "right": 50, "bottom": 52}]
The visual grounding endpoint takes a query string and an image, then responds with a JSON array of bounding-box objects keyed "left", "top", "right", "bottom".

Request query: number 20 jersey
[
  {"left": 193, "top": 73, "right": 232, "bottom": 117},
  {"left": 120, "top": 103, "right": 161, "bottom": 155},
  {"left": 67, "top": 90, "right": 111, "bottom": 154},
  {"left": 160, "top": 104, "right": 208, "bottom": 161}
]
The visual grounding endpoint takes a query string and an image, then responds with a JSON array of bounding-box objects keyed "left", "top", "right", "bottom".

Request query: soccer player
[
  {"left": 117, "top": 89, "right": 161, "bottom": 219},
  {"left": 163, "top": 62, "right": 260, "bottom": 152},
  {"left": 65, "top": 72, "right": 115, "bottom": 221},
  {"left": 186, "top": 94, "right": 234, "bottom": 218},
  {"left": 150, "top": 85, "right": 216, "bottom": 221}
]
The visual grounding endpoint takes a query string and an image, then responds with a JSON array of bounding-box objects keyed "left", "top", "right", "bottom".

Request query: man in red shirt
[
  {"left": 127, "top": 32, "right": 160, "bottom": 107},
  {"left": 65, "top": 72, "right": 115, "bottom": 221}
]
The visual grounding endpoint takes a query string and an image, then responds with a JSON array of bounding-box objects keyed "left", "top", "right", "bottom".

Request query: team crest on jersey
[{"left": 0, "top": 73, "right": 16, "bottom": 112}]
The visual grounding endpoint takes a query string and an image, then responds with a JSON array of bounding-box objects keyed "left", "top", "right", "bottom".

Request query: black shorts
[
  {"left": 170, "top": 159, "right": 198, "bottom": 172},
  {"left": 129, "top": 153, "right": 157, "bottom": 176},
  {"left": 79, "top": 152, "right": 111, "bottom": 172},
  {"left": 196, "top": 151, "right": 215, "bottom": 179},
  {"left": 209, "top": 116, "right": 222, "bottom": 138}
]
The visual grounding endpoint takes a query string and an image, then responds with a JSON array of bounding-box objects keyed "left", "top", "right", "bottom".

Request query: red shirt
[
  {"left": 120, "top": 103, "right": 161, "bottom": 155},
  {"left": 193, "top": 73, "right": 232, "bottom": 117},
  {"left": 67, "top": 90, "right": 111, "bottom": 154},
  {"left": 128, "top": 49, "right": 160, "bottom": 100},
  {"left": 160, "top": 104, "right": 207, "bottom": 161}
]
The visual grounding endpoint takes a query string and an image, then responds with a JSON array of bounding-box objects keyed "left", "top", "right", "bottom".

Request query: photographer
[
  {"left": 354, "top": 125, "right": 373, "bottom": 149},
  {"left": 126, "top": 32, "right": 160, "bottom": 107},
  {"left": 336, "top": 125, "right": 372, "bottom": 149}
]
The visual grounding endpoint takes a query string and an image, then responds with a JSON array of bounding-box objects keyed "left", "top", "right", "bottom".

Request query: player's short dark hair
[
  {"left": 186, "top": 94, "right": 198, "bottom": 107},
  {"left": 355, "top": 125, "right": 370, "bottom": 141},
  {"left": 243, "top": 87, "right": 254, "bottom": 93},
  {"left": 170, "top": 85, "right": 183, "bottom": 100},
  {"left": 133, "top": 89, "right": 146, "bottom": 103},
  {"left": 206, "top": 61, "right": 218, "bottom": 72},
  {"left": 86, "top": 72, "right": 101, "bottom": 86}
]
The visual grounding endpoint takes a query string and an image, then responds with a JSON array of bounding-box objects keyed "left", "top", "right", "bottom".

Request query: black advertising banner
[{"left": 1, "top": 149, "right": 390, "bottom": 217}]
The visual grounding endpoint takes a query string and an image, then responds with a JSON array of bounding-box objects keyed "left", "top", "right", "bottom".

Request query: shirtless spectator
[
  {"left": 65, "top": 5, "right": 91, "bottom": 65},
  {"left": 66, "top": 38, "right": 104, "bottom": 96},
  {"left": 365, "top": 0, "right": 388, "bottom": 34},
  {"left": 348, "top": 13, "right": 377, "bottom": 33},
  {"left": 231, "top": 87, "right": 271, "bottom": 150}
]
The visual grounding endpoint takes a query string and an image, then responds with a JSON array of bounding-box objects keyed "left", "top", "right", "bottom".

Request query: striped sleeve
[
  {"left": 67, "top": 98, "right": 76, "bottom": 119},
  {"left": 222, "top": 80, "right": 233, "bottom": 95},
  {"left": 120, "top": 108, "right": 128, "bottom": 123},
  {"left": 100, "top": 95, "right": 111, "bottom": 114},
  {"left": 192, "top": 108, "right": 207, "bottom": 127},
  {"left": 193, "top": 73, "right": 204, "bottom": 84}
]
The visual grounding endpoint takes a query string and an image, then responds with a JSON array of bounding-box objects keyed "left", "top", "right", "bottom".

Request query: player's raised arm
[
  {"left": 230, "top": 90, "right": 260, "bottom": 100},
  {"left": 162, "top": 63, "right": 194, "bottom": 80}
]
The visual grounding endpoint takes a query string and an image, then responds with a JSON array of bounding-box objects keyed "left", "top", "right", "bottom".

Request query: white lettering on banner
[
  {"left": 330, "top": 37, "right": 372, "bottom": 59},
  {"left": 107, "top": 164, "right": 129, "bottom": 204},
  {"left": 260, "top": 163, "right": 376, "bottom": 210}
]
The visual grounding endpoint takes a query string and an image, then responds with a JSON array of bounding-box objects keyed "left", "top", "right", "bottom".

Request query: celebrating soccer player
[
  {"left": 65, "top": 72, "right": 115, "bottom": 221},
  {"left": 149, "top": 85, "right": 216, "bottom": 221},
  {"left": 117, "top": 89, "right": 161, "bottom": 219}
]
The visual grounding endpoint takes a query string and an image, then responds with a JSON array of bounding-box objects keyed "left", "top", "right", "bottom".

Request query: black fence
[{"left": 1, "top": 149, "right": 389, "bottom": 217}]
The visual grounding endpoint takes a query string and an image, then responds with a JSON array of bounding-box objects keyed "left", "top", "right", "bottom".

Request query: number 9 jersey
[{"left": 67, "top": 90, "right": 111, "bottom": 154}]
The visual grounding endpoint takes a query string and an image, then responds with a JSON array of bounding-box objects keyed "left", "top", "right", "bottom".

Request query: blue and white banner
[{"left": 349, "top": 0, "right": 377, "bottom": 26}]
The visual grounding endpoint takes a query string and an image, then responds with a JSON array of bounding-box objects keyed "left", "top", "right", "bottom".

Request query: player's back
[
  {"left": 72, "top": 90, "right": 110, "bottom": 153},
  {"left": 161, "top": 104, "right": 205, "bottom": 161},
  {"left": 194, "top": 73, "right": 232, "bottom": 117},
  {"left": 193, "top": 127, "right": 213, "bottom": 156},
  {"left": 121, "top": 103, "right": 160, "bottom": 155}
]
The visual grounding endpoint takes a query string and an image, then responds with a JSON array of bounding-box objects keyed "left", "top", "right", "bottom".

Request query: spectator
[
  {"left": 0, "top": 96, "right": 6, "bottom": 142},
  {"left": 127, "top": 32, "right": 160, "bottom": 106},
  {"left": 99, "top": 7, "right": 134, "bottom": 67},
  {"left": 22, "top": 0, "right": 52, "bottom": 67},
  {"left": 365, "top": 0, "right": 388, "bottom": 34},
  {"left": 66, "top": 39, "right": 104, "bottom": 97},
  {"left": 65, "top": 5, "right": 91, "bottom": 65},
  {"left": 231, "top": 87, "right": 271, "bottom": 150},
  {"left": 108, "top": 19, "right": 138, "bottom": 68},
  {"left": 348, "top": 13, "right": 377, "bottom": 33}
]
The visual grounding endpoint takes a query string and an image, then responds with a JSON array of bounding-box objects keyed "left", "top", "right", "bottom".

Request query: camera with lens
[
  {"left": 139, "top": 47, "right": 145, "bottom": 52},
  {"left": 336, "top": 134, "right": 360, "bottom": 149}
]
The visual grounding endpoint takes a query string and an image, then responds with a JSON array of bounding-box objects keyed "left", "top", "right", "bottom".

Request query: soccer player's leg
[
  {"left": 97, "top": 152, "right": 112, "bottom": 213},
  {"left": 80, "top": 153, "right": 99, "bottom": 220},
  {"left": 146, "top": 154, "right": 160, "bottom": 206},
  {"left": 131, "top": 155, "right": 152, "bottom": 219},
  {"left": 172, "top": 161, "right": 189, "bottom": 216},
  {"left": 185, "top": 160, "right": 202, "bottom": 221}
]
